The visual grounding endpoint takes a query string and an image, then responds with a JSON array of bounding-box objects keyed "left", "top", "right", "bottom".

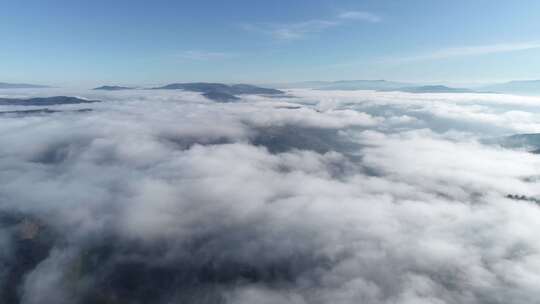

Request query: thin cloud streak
[
  {"left": 176, "top": 50, "right": 233, "bottom": 61},
  {"left": 321, "top": 41, "right": 540, "bottom": 71},
  {"left": 243, "top": 10, "right": 380, "bottom": 41},
  {"left": 338, "top": 11, "right": 381, "bottom": 22},
  {"left": 385, "top": 42, "right": 540, "bottom": 64}
]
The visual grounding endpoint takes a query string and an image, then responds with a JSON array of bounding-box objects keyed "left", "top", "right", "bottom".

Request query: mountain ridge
[
  {"left": 152, "top": 82, "right": 285, "bottom": 102},
  {"left": 0, "top": 96, "right": 101, "bottom": 106},
  {"left": 382, "top": 85, "right": 475, "bottom": 93},
  {"left": 479, "top": 80, "right": 540, "bottom": 95},
  {"left": 93, "top": 85, "right": 134, "bottom": 91}
]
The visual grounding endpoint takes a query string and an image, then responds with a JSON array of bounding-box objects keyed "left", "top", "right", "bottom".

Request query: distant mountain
[
  {"left": 202, "top": 91, "right": 240, "bottom": 103},
  {"left": 152, "top": 82, "right": 284, "bottom": 102},
  {"left": 270, "top": 80, "right": 486, "bottom": 94},
  {"left": 154, "top": 83, "right": 283, "bottom": 95},
  {"left": 0, "top": 82, "right": 49, "bottom": 89},
  {"left": 155, "top": 82, "right": 228, "bottom": 91},
  {"left": 319, "top": 80, "right": 412, "bottom": 91},
  {"left": 93, "top": 85, "right": 134, "bottom": 91},
  {"left": 479, "top": 80, "right": 540, "bottom": 95},
  {"left": 275, "top": 80, "right": 412, "bottom": 91},
  {"left": 228, "top": 84, "right": 284, "bottom": 95},
  {"left": 0, "top": 96, "right": 101, "bottom": 106},
  {"left": 384, "top": 85, "right": 475, "bottom": 93}
]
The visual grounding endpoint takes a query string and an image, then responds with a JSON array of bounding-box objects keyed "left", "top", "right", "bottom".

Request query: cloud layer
[{"left": 1, "top": 88, "right": 540, "bottom": 303}]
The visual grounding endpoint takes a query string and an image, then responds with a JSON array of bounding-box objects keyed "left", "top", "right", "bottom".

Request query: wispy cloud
[
  {"left": 338, "top": 11, "right": 381, "bottom": 22},
  {"left": 243, "top": 10, "right": 380, "bottom": 41},
  {"left": 176, "top": 50, "right": 232, "bottom": 61},
  {"left": 314, "top": 41, "right": 540, "bottom": 73},
  {"left": 386, "top": 42, "right": 540, "bottom": 64}
]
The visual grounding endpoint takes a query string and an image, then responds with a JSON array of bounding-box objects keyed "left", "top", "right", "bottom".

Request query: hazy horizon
[{"left": 3, "top": 78, "right": 540, "bottom": 91}]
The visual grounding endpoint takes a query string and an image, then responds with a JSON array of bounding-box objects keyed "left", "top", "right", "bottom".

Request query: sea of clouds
[{"left": 1, "top": 88, "right": 540, "bottom": 304}]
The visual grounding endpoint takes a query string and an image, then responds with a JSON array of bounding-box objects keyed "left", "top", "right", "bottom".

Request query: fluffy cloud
[{"left": 1, "top": 88, "right": 540, "bottom": 303}]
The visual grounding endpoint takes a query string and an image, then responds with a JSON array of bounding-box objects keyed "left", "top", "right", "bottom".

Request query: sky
[{"left": 1, "top": 0, "right": 540, "bottom": 86}]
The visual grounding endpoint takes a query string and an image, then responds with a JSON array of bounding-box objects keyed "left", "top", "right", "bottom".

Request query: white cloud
[{"left": 290, "top": 88, "right": 540, "bottom": 134}]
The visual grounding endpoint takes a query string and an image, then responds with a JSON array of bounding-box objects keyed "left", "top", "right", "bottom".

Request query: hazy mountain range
[
  {"left": 93, "top": 85, "right": 134, "bottom": 91},
  {"left": 0, "top": 96, "right": 100, "bottom": 106},
  {"left": 478, "top": 80, "right": 540, "bottom": 95},
  {"left": 268, "top": 79, "right": 540, "bottom": 95},
  {"left": 0, "top": 96, "right": 99, "bottom": 117},
  {"left": 0, "top": 82, "right": 49, "bottom": 89},
  {"left": 380, "top": 85, "right": 475, "bottom": 93},
  {"left": 3, "top": 79, "right": 540, "bottom": 95},
  {"left": 276, "top": 80, "right": 412, "bottom": 90}
]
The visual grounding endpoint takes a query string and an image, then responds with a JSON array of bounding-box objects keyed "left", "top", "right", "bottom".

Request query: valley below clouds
[{"left": 1, "top": 88, "right": 540, "bottom": 303}]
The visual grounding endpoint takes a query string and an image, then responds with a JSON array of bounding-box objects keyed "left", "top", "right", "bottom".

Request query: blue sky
[{"left": 1, "top": 0, "right": 540, "bottom": 86}]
